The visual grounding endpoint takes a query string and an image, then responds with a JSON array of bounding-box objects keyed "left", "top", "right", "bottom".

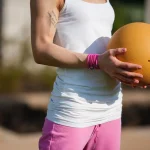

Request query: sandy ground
[
  {"left": 0, "top": 90, "right": 150, "bottom": 150},
  {"left": 121, "top": 127, "right": 150, "bottom": 150}
]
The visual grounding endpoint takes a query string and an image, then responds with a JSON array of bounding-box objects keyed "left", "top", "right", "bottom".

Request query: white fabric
[{"left": 47, "top": 0, "right": 123, "bottom": 127}]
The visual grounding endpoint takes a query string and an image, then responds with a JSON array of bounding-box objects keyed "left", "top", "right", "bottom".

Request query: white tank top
[{"left": 47, "top": 0, "right": 123, "bottom": 127}]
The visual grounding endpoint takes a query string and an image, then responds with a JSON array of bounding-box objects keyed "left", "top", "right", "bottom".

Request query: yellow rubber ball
[{"left": 107, "top": 22, "right": 150, "bottom": 85}]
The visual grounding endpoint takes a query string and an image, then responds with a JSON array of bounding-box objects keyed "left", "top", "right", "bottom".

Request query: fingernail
[
  {"left": 134, "top": 80, "right": 139, "bottom": 83},
  {"left": 122, "top": 48, "right": 126, "bottom": 52},
  {"left": 138, "top": 66, "right": 142, "bottom": 69},
  {"left": 139, "top": 75, "right": 143, "bottom": 78}
]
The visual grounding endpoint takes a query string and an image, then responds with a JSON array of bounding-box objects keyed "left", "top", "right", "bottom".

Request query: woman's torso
[{"left": 47, "top": 0, "right": 123, "bottom": 127}]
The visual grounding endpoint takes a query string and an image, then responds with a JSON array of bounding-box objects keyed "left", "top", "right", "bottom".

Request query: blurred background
[{"left": 0, "top": 0, "right": 150, "bottom": 150}]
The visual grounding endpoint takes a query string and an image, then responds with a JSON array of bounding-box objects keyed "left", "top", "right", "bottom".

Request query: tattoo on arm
[{"left": 48, "top": 11, "right": 57, "bottom": 28}]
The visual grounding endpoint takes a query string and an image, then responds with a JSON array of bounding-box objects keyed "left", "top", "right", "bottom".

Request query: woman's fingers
[
  {"left": 110, "top": 48, "right": 127, "bottom": 56},
  {"left": 115, "top": 72, "right": 147, "bottom": 88},
  {"left": 118, "top": 62, "right": 142, "bottom": 70},
  {"left": 140, "top": 85, "right": 147, "bottom": 89},
  {"left": 114, "top": 74, "right": 139, "bottom": 84},
  {"left": 116, "top": 68, "right": 143, "bottom": 79},
  {"left": 100, "top": 49, "right": 145, "bottom": 87}
]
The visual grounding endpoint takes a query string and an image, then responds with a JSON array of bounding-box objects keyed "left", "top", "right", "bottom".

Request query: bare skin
[{"left": 30, "top": 0, "right": 146, "bottom": 88}]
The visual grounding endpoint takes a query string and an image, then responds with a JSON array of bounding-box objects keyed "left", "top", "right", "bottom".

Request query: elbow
[
  {"left": 32, "top": 47, "right": 44, "bottom": 64},
  {"left": 32, "top": 46, "right": 44, "bottom": 64},
  {"left": 33, "top": 54, "right": 42, "bottom": 64},
  {"left": 31, "top": 37, "right": 52, "bottom": 64}
]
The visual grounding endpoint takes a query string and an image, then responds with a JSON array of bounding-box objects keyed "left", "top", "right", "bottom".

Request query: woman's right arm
[
  {"left": 30, "top": 0, "right": 143, "bottom": 85},
  {"left": 30, "top": 0, "right": 88, "bottom": 69}
]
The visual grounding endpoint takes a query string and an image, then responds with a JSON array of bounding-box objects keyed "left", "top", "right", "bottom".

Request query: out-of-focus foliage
[
  {"left": 111, "top": 0, "right": 144, "bottom": 5},
  {"left": 0, "top": 66, "right": 56, "bottom": 93},
  {"left": 112, "top": 2, "right": 144, "bottom": 33},
  {"left": 0, "top": 37, "right": 56, "bottom": 93}
]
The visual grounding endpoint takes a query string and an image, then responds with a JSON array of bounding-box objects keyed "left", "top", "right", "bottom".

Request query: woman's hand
[{"left": 98, "top": 48, "right": 146, "bottom": 87}]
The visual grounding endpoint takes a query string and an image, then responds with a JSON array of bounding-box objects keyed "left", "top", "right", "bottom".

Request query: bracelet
[{"left": 87, "top": 54, "right": 100, "bottom": 70}]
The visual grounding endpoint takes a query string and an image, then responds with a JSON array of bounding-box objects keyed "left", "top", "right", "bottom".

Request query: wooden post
[
  {"left": 145, "top": 0, "right": 150, "bottom": 23},
  {"left": 0, "top": 0, "right": 3, "bottom": 67}
]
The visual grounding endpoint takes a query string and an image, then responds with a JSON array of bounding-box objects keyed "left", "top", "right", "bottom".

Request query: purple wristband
[{"left": 87, "top": 54, "right": 100, "bottom": 70}]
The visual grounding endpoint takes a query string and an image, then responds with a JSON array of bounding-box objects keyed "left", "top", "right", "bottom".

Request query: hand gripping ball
[{"left": 107, "top": 22, "right": 150, "bottom": 85}]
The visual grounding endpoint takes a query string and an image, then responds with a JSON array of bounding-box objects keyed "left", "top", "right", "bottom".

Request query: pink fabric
[
  {"left": 39, "top": 118, "right": 121, "bottom": 150},
  {"left": 87, "top": 54, "right": 100, "bottom": 69}
]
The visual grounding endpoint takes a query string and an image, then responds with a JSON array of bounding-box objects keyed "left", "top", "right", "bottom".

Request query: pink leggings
[{"left": 39, "top": 118, "right": 121, "bottom": 150}]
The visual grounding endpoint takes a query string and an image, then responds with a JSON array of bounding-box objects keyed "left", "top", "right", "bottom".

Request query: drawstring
[{"left": 92, "top": 125, "right": 100, "bottom": 150}]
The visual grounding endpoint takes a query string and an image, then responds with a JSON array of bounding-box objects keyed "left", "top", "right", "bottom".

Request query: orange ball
[{"left": 107, "top": 22, "right": 150, "bottom": 85}]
